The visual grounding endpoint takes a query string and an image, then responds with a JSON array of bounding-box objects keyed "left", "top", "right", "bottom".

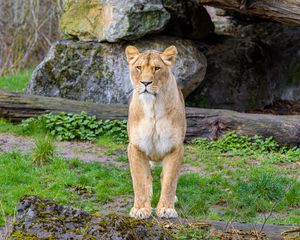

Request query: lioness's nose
[{"left": 140, "top": 81, "right": 152, "bottom": 86}]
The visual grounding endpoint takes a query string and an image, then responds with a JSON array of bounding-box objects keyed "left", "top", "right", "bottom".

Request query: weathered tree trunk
[
  {"left": 199, "top": 0, "right": 300, "bottom": 25},
  {"left": 0, "top": 89, "right": 299, "bottom": 145},
  {"left": 175, "top": 218, "right": 299, "bottom": 240}
]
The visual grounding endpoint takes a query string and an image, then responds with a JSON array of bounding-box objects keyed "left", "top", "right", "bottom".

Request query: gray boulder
[
  {"left": 60, "top": 0, "right": 170, "bottom": 42},
  {"left": 26, "top": 37, "right": 207, "bottom": 103},
  {"left": 187, "top": 21, "right": 300, "bottom": 111}
]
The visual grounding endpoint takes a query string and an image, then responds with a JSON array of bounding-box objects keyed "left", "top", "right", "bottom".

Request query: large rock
[
  {"left": 60, "top": 0, "right": 170, "bottom": 42},
  {"left": 10, "top": 196, "right": 172, "bottom": 239},
  {"left": 26, "top": 37, "right": 207, "bottom": 103},
  {"left": 162, "top": 0, "right": 215, "bottom": 39},
  {"left": 186, "top": 20, "right": 300, "bottom": 111}
]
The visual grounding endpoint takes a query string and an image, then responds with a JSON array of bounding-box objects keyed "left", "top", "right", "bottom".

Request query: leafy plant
[
  {"left": 21, "top": 112, "right": 128, "bottom": 143},
  {"left": 43, "top": 112, "right": 102, "bottom": 141},
  {"left": 192, "top": 131, "right": 300, "bottom": 158},
  {"left": 252, "top": 135, "right": 280, "bottom": 152},
  {"left": 192, "top": 132, "right": 252, "bottom": 153},
  {"left": 100, "top": 119, "right": 127, "bottom": 144},
  {"left": 32, "top": 136, "right": 56, "bottom": 166}
]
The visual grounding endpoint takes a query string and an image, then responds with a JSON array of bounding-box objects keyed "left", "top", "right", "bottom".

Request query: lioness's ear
[
  {"left": 125, "top": 45, "right": 140, "bottom": 64},
  {"left": 160, "top": 45, "right": 177, "bottom": 66}
]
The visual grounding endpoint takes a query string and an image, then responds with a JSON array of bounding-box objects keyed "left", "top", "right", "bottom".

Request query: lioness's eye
[
  {"left": 136, "top": 66, "right": 141, "bottom": 71},
  {"left": 155, "top": 66, "right": 160, "bottom": 71}
]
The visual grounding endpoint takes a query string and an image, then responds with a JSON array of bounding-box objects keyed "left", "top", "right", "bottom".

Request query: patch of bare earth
[
  {"left": 180, "top": 163, "right": 202, "bottom": 174},
  {"left": 100, "top": 195, "right": 133, "bottom": 215},
  {"left": 0, "top": 133, "right": 200, "bottom": 173},
  {"left": 0, "top": 133, "right": 127, "bottom": 168},
  {"left": 0, "top": 133, "right": 33, "bottom": 152}
]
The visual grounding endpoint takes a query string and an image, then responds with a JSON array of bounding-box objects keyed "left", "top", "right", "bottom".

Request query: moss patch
[{"left": 9, "top": 196, "right": 172, "bottom": 239}]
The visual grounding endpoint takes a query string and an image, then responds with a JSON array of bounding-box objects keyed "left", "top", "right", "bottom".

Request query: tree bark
[
  {"left": 175, "top": 218, "right": 299, "bottom": 240},
  {"left": 0, "top": 89, "right": 299, "bottom": 145},
  {"left": 198, "top": 0, "right": 300, "bottom": 25}
]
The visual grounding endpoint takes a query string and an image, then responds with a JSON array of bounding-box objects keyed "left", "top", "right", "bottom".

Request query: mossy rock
[
  {"left": 26, "top": 37, "right": 206, "bottom": 104},
  {"left": 9, "top": 196, "right": 172, "bottom": 239},
  {"left": 59, "top": 0, "right": 170, "bottom": 42}
]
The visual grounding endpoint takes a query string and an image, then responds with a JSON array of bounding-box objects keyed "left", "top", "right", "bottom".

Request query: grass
[
  {"left": 0, "top": 120, "right": 300, "bottom": 226},
  {"left": 0, "top": 119, "right": 299, "bottom": 239},
  {"left": 0, "top": 105, "right": 299, "bottom": 232},
  {"left": 0, "top": 152, "right": 133, "bottom": 226},
  {"left": 31, "top": 136, "right": 56, "bottom": 166},
  {"left": 0, "top": 69, "right": 32, "bottom": 92},
  {"left": 0, "top": 146, "right": 299, "bottom": 227},
  {"left": 0, "top": 118, "right": 46, "bottom": 138}
]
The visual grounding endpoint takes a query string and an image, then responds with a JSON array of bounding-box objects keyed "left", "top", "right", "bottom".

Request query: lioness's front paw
[
  {"left": 130, "top": 207, "right": 152, "bottom": 219},
  {"left": 156, "top": 207, "right": 178, "bottom": 218}
]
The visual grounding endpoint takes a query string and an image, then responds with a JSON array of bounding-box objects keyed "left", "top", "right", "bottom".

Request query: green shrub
[
  {"left": 252, "top": 135, "right": 280, "bottom": 152},
  {"left": 21, "top": 112, "right": 128, "bottom": 143},
  {"left": 43, "top": 112, "right": 102, "bottom": 141},
  {"left": 192, "top": 131, "right": 300, "bottom": 158},
  {"left": 192, "top": 132, "right": 252, "bottom": 152}
]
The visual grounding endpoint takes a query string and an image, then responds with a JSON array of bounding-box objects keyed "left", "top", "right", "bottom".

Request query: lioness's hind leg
[
  {"left": 156, "top": 146, "right": 183, "bottom": 218},
  {"left": 128, "top": 144, "right": 152, "bottom": 219}
]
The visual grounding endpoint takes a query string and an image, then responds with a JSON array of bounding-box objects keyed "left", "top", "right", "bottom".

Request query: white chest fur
[{"left": 131, "top": 94, "right": 180, "bottom": 161}]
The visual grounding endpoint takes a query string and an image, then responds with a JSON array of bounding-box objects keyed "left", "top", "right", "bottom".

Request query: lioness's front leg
[
  {"left": 156, "top": 145, "right": 183, "bottom": 218},
  {"left": 128, "top": 143, "right": 152, "bottom": 219}
]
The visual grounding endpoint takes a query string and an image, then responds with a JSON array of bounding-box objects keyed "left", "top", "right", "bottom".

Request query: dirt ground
[
  {"left": 0, "top": 133, "right": 199, "bottom": 173},
  {"left": 0, "top": 133, "right": 124, "bottom": 165}
]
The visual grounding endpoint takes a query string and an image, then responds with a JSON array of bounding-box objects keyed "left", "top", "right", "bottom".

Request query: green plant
[
  {"left": 21, "top": 112, "right": 128, "bottom": 143},
  {"left": 192, "top": 131, "right": 300, "bottom": 158},
  {"left": 0, "top": 149, "right": 299, "bottom": 226},
  {"left": 100, "top": 119, "right": 127, "bottom": 144},
  {"left": 0, "top": 152, "right": 133, "bottom": 225},
  {"left": 20, "top": 115, "right": 47, "bottom": 135},
  {"left": 43, "top": 112, "right": 102, "bottom": 141},
  {"left": 192, "top": 132, "right": 252, "bottom": 153},
  {"left": 32, "top": 136, "right": 56, "bottom": 166},
  {"left": 253, "top": 135, "right": 280, "bottom": 152}
]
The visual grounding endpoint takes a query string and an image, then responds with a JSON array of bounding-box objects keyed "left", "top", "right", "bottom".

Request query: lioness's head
[{"left": 125, "top": 45, "right": 177, "bottom": 98}]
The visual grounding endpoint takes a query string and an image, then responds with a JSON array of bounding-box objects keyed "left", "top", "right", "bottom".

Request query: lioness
[{"left": 125, "top": 45, "right": 186, "bottom": 219}]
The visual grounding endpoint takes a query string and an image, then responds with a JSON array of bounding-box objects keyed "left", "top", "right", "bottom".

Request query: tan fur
[{"left": 125, "top": 45, "right": 186, "bottom": 219}]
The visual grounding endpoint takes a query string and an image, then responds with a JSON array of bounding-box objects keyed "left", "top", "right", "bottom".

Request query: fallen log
[
  {"left": 199, "top": 0, "right": 300, "bottom": 25},
  {"left": 0, "top": 89, "right": 299, "bottom": 145},
  {"left": 176, "top": 218, "right": 299, "bottom": 240}
]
